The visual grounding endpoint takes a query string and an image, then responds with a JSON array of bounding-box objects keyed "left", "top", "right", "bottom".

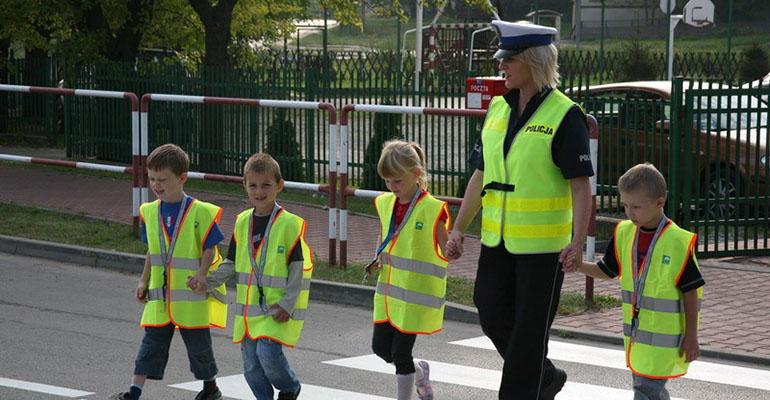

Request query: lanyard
[
  {"left": 247, "top": 203, "right": 281, "bottom": 313},
  {"left": 157, "top": 194, "right": 190, "bottom": 301},
  {"left": 630, "top": 215, "right": 669, "bottom": 321},
  {"left": 363, "top": 188, "right": 422, "bottom": 282}
]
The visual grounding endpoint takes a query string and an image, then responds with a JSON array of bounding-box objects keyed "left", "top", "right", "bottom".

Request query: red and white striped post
[
  {"left": 140, "top": 94, "right": 339, "bottom": 264},
  {"left": 585, "top": 114, "right": 599, "bottom": 306},
  {"left": 338, "top": 104, "right": 486, "bottom": 267},
  {"left": 0, "top": 84, "right": 141, "bottom": 233}
]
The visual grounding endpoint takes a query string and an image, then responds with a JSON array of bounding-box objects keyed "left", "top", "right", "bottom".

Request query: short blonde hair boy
[
  {"left": 147, "top": 144, "right": 189, "bottom": 176},
  {"left": 243, "top": 153, "right": 283, "bottom": 182},
  {"left": 618, "top": 163, "right": 667, "bottom": 200}
]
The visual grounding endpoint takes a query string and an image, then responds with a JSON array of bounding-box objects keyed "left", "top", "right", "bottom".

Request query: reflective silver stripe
[
  {"left": 208, "top": 290, "right": 226, "bottom": 303},
  {"left": 623, "top": 323, "right": 682, "bottom": 348},
  {"left": 621, "top": 290, "right": 701, "bottom": 313},
  {"left": 235, "top": 303, "right": 307, "bottom": 320},
  {"left": 145, "top": 289, "right": 206, "bottom": 302},
  {"left": 237, "top": 272, "right": 251, "bottom": 285},
  {"left": 382, "top": 253, "right": 446, "bottom": 279},
  {"left": 146, "top": 288, "right": 164, "bottom": 301},
  {"left": 149, "top": 255, "right": 199, "bottom": 271},
  {"left": 236, "top": 273, "right": 294, "bottom": 289},
  {"left": 301, "top": 278, "right": 311, "bottom": 290},
  {"left": 376, "top": 281, "right": 444, "bottom": 309}
]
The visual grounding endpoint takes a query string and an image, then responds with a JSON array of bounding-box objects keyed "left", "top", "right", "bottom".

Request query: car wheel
[{"left": 701, "top": 166, "right": 740, "bottom": 221}]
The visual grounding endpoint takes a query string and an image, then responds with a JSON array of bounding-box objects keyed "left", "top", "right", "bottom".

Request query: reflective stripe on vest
[
  {"left": 373, "top": 192, "right": 449, "bottom": 334},
  {"left": 615, "top": 219, "right": 702, "bottom": 378},
  {"left": 480, "top": 91, "right": 576, "bottom": 254},
  {"left": 232, "top": 208, "right": 313, "bottom": 346},
  {"left": 139, "top": 199, "right": 227, "bottom": 329}
]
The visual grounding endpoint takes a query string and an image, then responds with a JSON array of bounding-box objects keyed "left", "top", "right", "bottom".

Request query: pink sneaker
[{"left": 415, "top": 360, "right": 433, "bottom": 400}]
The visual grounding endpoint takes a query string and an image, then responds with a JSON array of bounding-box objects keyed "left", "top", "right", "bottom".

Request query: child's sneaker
[
  {"left": 277, "top": 384, "right": 301, "bottom": 399},
  {"left": 194, "top": 387, "right": 222, "bottom": 400},
  {"left": 109, "top": 393, "right": 133, "bottom": 400},
  {"left": 414, "top": 360, "right": 433, "bottom": 400}
]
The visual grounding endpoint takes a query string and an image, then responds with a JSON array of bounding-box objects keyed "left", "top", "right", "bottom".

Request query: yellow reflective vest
[
  {"left": 615, "top": 219, "right": 703, "bottom": 379},
  {"left": 232, "top": 208, "right": 313, "bottom": 347},
  {"left": 373, "top": 192, "right": 450, "bottom": 334},
  {"left": 480, "top": 90, "right": 576, "bottom": 254},
  {"left": 139, "top": 199, "right": 227, "bottom": 329}
]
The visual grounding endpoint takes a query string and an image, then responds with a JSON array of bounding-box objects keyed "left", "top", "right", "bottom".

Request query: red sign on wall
[{"left": 466, "top": 77, "right": 507, "bottom": 109}]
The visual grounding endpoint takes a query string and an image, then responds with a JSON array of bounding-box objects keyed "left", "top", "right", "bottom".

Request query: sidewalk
[{"left": 2, "top": 152, "right": 770, "bottom": 362}]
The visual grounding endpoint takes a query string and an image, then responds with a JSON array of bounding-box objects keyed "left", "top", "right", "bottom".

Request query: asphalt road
[{"left": 1, "top": 253, "right": 769, "bottom": 400}]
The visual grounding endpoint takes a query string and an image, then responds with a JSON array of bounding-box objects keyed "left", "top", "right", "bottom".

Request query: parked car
[{"left": 567, "top": 80, "right": 769, "bottom": 220}]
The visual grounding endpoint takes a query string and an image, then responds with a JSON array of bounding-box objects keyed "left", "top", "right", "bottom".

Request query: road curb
[{"left": 2, "top": 234, "right": 767, "bottom": 366}]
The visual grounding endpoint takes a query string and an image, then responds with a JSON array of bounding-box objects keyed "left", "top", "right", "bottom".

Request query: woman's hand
[{"left": 445, "top": 231, "right": 465, "bottom": 260}]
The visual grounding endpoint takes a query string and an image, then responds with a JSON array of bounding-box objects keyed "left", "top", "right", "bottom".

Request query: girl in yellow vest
[
  {"left": 190, "top": 153, "right": 312, "bottom": 400},
  {"left": 567, "top": 163, "right": 704, "bottom": 400},
  {"left": 367, "top": 140, "right": 450, "bottom": 400},
  {"left": 113, "top": 144, "right": 227, "bottom": 400}
]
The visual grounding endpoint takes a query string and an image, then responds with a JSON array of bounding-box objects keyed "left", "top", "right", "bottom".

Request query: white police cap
[{"left": 491, "top": 20, "right": 558, "bottom": 59}]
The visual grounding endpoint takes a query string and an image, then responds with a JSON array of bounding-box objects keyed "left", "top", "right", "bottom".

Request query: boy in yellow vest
[
  {"left": 112, "top": 144, "right": 227, "bottom": 400},
  {"left": 190, "top": 153, "right": 312, "bottom": 400},
  {"left": 368, "top": 140, "right": 450, "bottom": 400},
  {"left": 565, "top": 163, "right": 704, "bottom": 400}
]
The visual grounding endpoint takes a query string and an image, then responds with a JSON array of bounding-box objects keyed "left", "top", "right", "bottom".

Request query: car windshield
[{"left": 693, "top": 95, "right": 769, "bottom": 131}]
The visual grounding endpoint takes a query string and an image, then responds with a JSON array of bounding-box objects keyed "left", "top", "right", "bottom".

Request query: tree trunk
[
  {"left": 0, "top": 37, "right": 9, "bottom": 133},
  {"left": 105, "top": 0, "right": 156, "bottom": 62},
  {"left": 188, "top": 0, "right": 237, "bottom": 68}
]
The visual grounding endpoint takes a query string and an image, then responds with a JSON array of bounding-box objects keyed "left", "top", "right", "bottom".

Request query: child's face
[
  {"left": 619, "top": 189, "right": 666, "bottom": 229},
  {"left": 383, "top": 171, "right": 419, "bottom": 202},
  {"left": 243, "top": 170, "right": 284, "bottom": 214},
  {"left": 148, "top": 168, "right": 187, "bottom": 203}
]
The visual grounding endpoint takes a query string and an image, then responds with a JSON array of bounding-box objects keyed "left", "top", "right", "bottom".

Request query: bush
[
  {"left": 361, "top": 98, "right": 403, "bottom": 190},
  {"left": 738, "top": 44, "right": 770, "bottom": 83},
  {"left": 613, "top": 40, "right": 659, "bottom": 82},
  {"left": 265, "top": 109, "right": 305, "bottom": 182}
]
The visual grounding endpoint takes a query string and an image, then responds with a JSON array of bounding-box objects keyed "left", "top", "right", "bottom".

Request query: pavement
[{"left": 2, "top": 145, "right": 770, "bottom": 366}]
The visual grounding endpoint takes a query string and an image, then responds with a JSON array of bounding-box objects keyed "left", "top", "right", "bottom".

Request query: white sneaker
[{"left": 415, "top": 361, "right": 433, "bottom": 400}]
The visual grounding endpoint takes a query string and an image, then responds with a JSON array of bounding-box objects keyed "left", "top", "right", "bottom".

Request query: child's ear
[
  {"left": 277, "top": 179, "right": 285, "bottom": 193},
  {"left": 656, "top": 196, "right": 666, "bottom": 208},
  {"left": 179, "top": 172, "right": 188, "bottom": 184}
]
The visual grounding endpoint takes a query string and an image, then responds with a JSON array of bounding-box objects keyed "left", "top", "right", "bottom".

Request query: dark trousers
[
  {"left": 371, "top": 322, "right": 417, "bottom": 375},
  {"left": 474, "top": 244, "right": 564, "bottom": 400},
  {"left": 134, "top": 324, "right": 218, "bottom": 381}
]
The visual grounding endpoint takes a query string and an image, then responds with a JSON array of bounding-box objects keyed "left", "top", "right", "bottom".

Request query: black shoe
[
  {"left": 109, "top": 393, "right": 133, "bottom": 400},
  {"left": 194, "top": 387, "right": 222, "bottom": 400},
  {"left": 539, "top": 368, "right": 567, "bottom": 400},
  {"left": 277, "top": 384, "right": 301, "bottom": 399}
]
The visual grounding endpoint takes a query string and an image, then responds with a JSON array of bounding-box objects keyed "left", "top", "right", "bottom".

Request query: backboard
[{"left": 683, "top": 0, "right": 715, "bottom": 27}]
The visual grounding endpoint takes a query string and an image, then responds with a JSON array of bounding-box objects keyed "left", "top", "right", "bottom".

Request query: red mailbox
[{"left": 466, "top": 77, "right": 507, "bottom": 109}]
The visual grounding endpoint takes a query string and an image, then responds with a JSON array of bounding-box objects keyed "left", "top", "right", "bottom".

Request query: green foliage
[
  {"left": 613, "top": 39, "right": 659, "bottom": 82},
  {"left": 361, "top": 98, "right": 403, "bottom": 190},
  {"left": 265, "top": 109, "right": 306, "bottom": 182},
  {"left": 738, "top": 44, "right": 770, "bottom": 83}
]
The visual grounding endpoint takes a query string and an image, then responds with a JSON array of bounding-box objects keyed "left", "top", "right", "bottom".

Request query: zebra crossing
[{"left": 169, "top": 334, "right": 770, "bottom": 400}]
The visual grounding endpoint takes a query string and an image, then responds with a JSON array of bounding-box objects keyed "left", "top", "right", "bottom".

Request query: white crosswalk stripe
[
  {"left": 170, "top": 373, "right": 394, "bottom": 400},
  {"left": 0, "top": 377, "right": 94, "bottom": 398},
  {"left": 450, "top": 336, "right": 770, "bottom": 392},
  {"left": 323, "top": 354, "right": 687, "bottom": 400}
]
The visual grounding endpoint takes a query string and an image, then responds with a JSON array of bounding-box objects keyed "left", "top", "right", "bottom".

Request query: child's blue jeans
[
  {"left": 633, "top": 375, "right": 670, "bottom": 400},
  {"left": 241, "top": 338, "right": 300, "bottom": 400}
]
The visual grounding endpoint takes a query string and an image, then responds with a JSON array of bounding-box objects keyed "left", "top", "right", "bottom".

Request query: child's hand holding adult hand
[{"left": 445, "top": 231, "right": 464, "bottom": 260}]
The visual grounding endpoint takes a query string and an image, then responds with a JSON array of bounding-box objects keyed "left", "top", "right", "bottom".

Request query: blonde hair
[
  {"left": 377, "top": 140, "right": 427, "bottom": 190},
  {"left": 618, "top": 163, "right": 667, "bottom": 200},
  {"left": 243, "top": 153, "right": 283, "bottom": 182},
  {"left": 512, "top": 44, "right": 560, "bottom": 91},
  {"left": 147, "top": 143, "right": 189, "bottom": 176}
]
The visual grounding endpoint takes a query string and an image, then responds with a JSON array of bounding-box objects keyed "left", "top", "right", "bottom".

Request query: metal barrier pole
[
  {"left": 0, "top": 84, "right": 140, "bottom": 234},
  {"left": 140, "top": 94, "right": 337, "bottom": 264},
  {"left": 339, "top": 104, "right": 485, "bottom": 267},
  {"left": 585, "top": 114, "right": 599, "bottom": 306}
]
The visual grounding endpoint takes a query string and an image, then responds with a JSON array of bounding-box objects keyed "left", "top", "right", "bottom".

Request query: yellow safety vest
[
  {"left": 232, "top": 208, "right": 313, "bottom": 347},
  {"left": 480, "top": 90, "right": 576, "bottom": 254},
  {"left": 615, "top": 219, "right": 703, "bottom": 379},
  {"left": 373, "top": 192, "right": 450, "bottom": 334},
  {"left": 139, "top": 199, "right": 227, "bottom": 329}
]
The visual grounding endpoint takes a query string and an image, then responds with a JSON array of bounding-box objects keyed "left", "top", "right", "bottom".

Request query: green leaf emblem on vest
[
  {"left": 415, "top": 221, "right": 424, "bottom": 230},
  {"left": 662, "top": 255, "right": 671, "bottom": 265},
  {"left": 277, "top": 245, "right": 285, "bottom": 254}
]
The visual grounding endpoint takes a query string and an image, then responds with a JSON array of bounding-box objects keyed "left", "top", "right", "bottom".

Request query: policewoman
[{"left": 446, "top": 20, "right": 593, "bottom": 400}]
